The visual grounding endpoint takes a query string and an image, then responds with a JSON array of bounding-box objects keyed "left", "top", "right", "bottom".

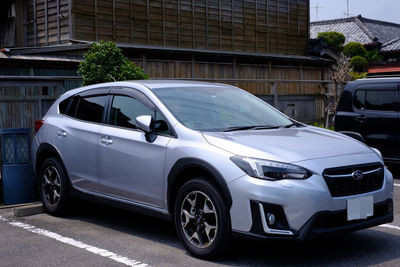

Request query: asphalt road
[{"left": 0, "top": 180, "right": 399, "bottom": 267}]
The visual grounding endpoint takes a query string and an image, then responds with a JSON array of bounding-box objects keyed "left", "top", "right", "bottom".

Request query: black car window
[
  {"left": 59, "top": 98, "right": 71, "bottom": 114},
  {"left": 110, "top": 95, "right": 153, "bottom": 129},
  {"left": 75, "top": 95, "right": 108, "bottom": 123},
  {"left": 109, "top": 95, "right": 170, "bottom": 134},
  {"left": 365, "top": 90, "right": 396, "bottom": 111},
  {"left": 354, "top": 90, "right": 366, "bottom": 109},
  {"left": 354, "top": 90, "right": 396, "bottom": 111}
]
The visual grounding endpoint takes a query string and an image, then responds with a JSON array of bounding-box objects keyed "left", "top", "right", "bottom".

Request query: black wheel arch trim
[
  {"left": 36, "top": 143, "right": 66, "bottom": 177},
  {"left": 167, "top": 158, "right": 233, "bottom": 214}
]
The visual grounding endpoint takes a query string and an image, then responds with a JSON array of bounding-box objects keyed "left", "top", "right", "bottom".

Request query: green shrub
[
  {"left": 349, "top": 71, "right": 368, "bottom": 80},
  {"left": 317, "top": 32, "right": 345, "bottom": 51},
  {"left": 350, "top": 56, "right": 368, "bottom": 72},
  {"left": 78, "top": 41, "right": 148, "bottom": 86},
  {"left": 343, "top": 42, "right": 366, "bottom": 58},
  {"left": 365, "top": 49, "right": 383, "bottom": 62}
]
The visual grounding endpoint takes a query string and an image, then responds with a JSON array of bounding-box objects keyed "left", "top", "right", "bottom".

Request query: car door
[
  {"left": 58, "top": 89, "right": 109, "bottom": 192},
  {"left": 353, "top": 83, "right": 399, "bottom": 159},
  {"left": 98, "top": 88, "right": 172, "bottom": 208}
]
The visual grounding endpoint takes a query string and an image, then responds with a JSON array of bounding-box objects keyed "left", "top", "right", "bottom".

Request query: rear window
[
  {"left": 75, "top": 95, "right": 108, "bottom": 123},
  {"left": 354, "top": 90, "right": 396, "bottom": 111}
]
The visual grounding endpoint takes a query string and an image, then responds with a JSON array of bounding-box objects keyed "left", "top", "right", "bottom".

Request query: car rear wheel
[
  {"left": 39, "top": 157, "right": 69, "bottom": 216},
  {"left": 174, "top": 178, "right": 231, "bottom": 259}
]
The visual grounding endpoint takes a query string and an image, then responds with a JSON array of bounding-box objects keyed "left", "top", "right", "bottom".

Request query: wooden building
[{"left": 0, "top": 0, "right": 332, "bottom": 128}]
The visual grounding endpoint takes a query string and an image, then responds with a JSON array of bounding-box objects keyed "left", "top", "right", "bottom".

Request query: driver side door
[{"left": 97, "top": 88, "right": 173, "bottom": 208}]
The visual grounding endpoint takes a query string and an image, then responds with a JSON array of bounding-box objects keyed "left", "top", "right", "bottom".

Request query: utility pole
[
  {"left": 346, "top": 0, "right": 349, "bottom": 17},
  {"left": 311, "top": 2, "right": 324, "bottom": 21}
]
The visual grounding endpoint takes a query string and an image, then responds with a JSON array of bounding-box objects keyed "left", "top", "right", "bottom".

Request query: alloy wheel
[
  {"left": 42, "top": 165, "right": 62, "bottom": 207},
  {"left": 180, "top": 191, "right": 218, "bottom": 249}
]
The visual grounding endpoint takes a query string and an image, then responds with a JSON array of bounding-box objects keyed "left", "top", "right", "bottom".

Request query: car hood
[{"left": 202, "top": 126, "right": 373, "bottom": 163}]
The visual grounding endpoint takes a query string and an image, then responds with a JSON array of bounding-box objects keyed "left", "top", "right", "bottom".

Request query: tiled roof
[
  {"left": 310, "top": 15, "right": 400, "bottom": 52},
  {"left": 382, "top": 37, "right": 400, "bottom": 52}
]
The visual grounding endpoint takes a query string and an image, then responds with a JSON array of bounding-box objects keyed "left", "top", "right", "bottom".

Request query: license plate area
[{"left": 347, "top": 196, "right": 374, "bottom": 221}]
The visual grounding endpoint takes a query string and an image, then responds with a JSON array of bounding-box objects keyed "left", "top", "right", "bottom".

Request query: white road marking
[
  {"left": 394, "top": 183, "right": 400, "bottom": 187},
  {"left": 379, "top": 224, "right": 400, "bottom": 231},
  {"left": 0, "top": 216, "right": 147, "bottom": 267}
]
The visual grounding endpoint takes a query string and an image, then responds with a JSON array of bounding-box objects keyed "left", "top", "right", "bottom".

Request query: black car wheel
[
  {"left": 174, "top": 178, "right": 231, "bottom": 259},
  {"left": 39, "top": 157, "right": 69, "bottom": 215}
]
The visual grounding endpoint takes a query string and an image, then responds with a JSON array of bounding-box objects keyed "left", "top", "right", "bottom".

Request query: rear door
[
  {"left": 58, "top": 89, "right": 109, "bottom": 192},
  {"left": 353, "top": 83, "right": 399, "bottom": 159}
]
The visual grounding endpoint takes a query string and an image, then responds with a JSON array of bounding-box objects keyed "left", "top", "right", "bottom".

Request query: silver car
[{"left": 32, "top": 80, "right": 394, "bottom": 259}]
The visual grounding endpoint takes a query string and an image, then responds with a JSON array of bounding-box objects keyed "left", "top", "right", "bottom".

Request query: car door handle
[
  {"left": 354, "top": 115, "right": 366, "bottom": 123},
  {"left": 57, "top": 130, "right": 67, "bottom": 137},
  {"left": 100, "top": 136, "right": 113, "bottom": 145}
]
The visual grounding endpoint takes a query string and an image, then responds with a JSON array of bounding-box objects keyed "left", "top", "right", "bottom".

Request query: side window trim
[
  {"left": 108, "top": 88, "right": 177, "bottom": 138},
  {"left": 353, "top": 83, "right": 398, "bottom": 112},
  {"left": 61, "top": 88, "right": 111, "bottom": 124}
]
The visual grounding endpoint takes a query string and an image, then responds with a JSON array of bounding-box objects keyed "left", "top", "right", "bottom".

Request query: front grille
[{"left": 323, "top": 163, "right": 384, "bottom": 197}]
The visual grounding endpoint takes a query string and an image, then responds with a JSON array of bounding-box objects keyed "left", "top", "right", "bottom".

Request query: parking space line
[
  {"left": 379, "top": 224, "right": 400, "bottom": 231},
  {"left": 0, "top": 216, "right": 148, "bottom": 267},
  {"left": 394, "top": 183, "right": 400, "bottom": 187}
]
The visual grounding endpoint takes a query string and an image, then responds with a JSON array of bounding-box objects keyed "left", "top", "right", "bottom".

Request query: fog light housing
[{"left": 267, "top": 213, "right": 276, "bottom": 225}]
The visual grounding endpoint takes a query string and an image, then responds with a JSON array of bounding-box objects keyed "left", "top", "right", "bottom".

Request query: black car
[{"left": 335, "top": 78, "right": 400, "bottom": 166}]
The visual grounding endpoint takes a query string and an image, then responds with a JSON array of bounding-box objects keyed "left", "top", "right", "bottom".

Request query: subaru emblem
[{"left": 352, "top": 170, "right": 364, "bottom": 180}]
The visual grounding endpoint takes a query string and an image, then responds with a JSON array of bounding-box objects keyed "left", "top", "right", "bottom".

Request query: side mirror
[
  {"left": 135, "top": 115, "right": 157, "bottom": 143},
  {"left": 136, "top": 115, "right": 152, "bottom": 133}
]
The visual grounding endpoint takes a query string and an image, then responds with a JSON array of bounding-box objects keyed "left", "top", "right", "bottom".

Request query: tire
[
  {"left": 39, "top": 157, "right": 69, "bottom": 216},
  {"left": 174, "top": 178, "right": 231, "bottom": 259}
]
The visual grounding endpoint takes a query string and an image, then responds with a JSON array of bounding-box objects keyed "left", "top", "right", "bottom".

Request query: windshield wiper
[
  {"left": 223, "top": 126, "right": 258, "bottom": 132},
  {"left": 223, "top": 125, "right": 280, "bottom": 132}
]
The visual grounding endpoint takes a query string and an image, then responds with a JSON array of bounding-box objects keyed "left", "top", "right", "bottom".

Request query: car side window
[
  {"left": 365, "top": 90, "right": 396, "bottom": 111},
  {"left": 75, "top": 95, "right": 108, "bottom": 123},
  {"left": 109, "top": 95, "right": 170, "bottom": 135},
  {"left": 354, "top": 89, "right": 396, "bottom": 111},
  {"left": 110, "top": 95, "right": 153, "bottom": 129},
  {"left": 354, "top": 90, "right": 366, "bottom": 109}
]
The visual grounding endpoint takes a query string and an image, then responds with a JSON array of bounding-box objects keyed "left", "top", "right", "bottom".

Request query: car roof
[
  {"left": 345, "top": 77, "right": 400, "bottom": 91},
  {"left": 129, "top": 80, "right": 231, "bottom": 90}
]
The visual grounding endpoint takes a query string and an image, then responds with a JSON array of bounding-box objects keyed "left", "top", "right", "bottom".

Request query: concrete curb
[
  {"left": 14, "top": 203, "right": 44, "bottom": 217},
  {"left": 0, "top": 202, "right": 41, "bottom": 210}
]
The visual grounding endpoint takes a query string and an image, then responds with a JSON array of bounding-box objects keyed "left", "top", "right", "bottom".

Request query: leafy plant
[
  {"left": 317, "top": 32, "right": 345, "bottom": 52},
  {"left": 343, "top": 42, "right": 366, "bottom": 58},
  {"left": 365, "top": 49, "right": 383, "bottom": 62},
  {"left": 312, "top": 122, "right": 335, "bottom": 131},
  {"left": 78, "top": 41, "right": 148, "bottom": 86},
  {"left": 350, "top": 56, "right": 368, "bottom": 72},
  {"left": 349, "top": 71, "right": 368, "bottom": 80}
]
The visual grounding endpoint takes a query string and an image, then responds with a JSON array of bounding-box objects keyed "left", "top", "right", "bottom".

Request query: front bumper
[
  {"left": 233, "top": 199, "right": 393, "bottom": 241},
  {"left": 228, "top": 155, "right": 394, "bottom": 240}
]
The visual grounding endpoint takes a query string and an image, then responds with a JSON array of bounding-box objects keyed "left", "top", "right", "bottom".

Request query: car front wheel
[{"left": 174, "top": 178, "right": 231, "bottom": 259}]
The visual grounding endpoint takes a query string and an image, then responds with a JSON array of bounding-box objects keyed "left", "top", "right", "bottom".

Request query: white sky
[{"left": 310, "top": 0, "right": 400, "bottom": 24}]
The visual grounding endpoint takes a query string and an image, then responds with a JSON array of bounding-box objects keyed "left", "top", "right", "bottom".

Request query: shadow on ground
[{"left": 64, "top": 200, "right": 400, "bottom": 266}]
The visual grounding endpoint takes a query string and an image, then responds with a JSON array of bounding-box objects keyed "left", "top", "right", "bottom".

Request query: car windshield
[{"left": 152, "top": 86, "right": 293, "bottom": 132}]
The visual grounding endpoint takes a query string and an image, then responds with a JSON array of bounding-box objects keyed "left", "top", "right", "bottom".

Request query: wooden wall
[
  {"left": 25, "top": 0, "right": 70, "bottom": 46},
  {"left": 133, "top": 57, "right": 326, "bottom": 95},
  {"left": 71, "top": 0, "right": 309, "bottom": 55}
]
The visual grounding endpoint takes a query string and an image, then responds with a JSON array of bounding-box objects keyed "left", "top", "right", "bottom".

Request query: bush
[
  {"left": 365, "top": 49, "right": 383, "bottom": 62},
  {"left": 78, "top": 41, "right": 148, "bottom": 86},
  {"left": 317, "top": 32, "right": 345, "bottom": 51},
  {"left": 349, "top": 71, "right": 368, "bottom": 80},
  {"left": 350, "top": 56, "right": 368, "bottom": 72},
  {"left": 343, "top": 42, "right": 366, "bottom": 58}
]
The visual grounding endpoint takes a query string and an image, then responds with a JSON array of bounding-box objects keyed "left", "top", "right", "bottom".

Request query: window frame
[
  {"left": 353, "top": 83, "right": 399, "bottom": 112},
  {"left": 105, "top": 87, "right": 177, "bottom": 138},
  {"left": 58, "top": 87, "right": 111, "bottom": 125}
]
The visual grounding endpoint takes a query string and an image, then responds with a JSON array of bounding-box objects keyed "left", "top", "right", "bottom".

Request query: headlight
[{"left": 230, "top": 156, "right": 312, "bottom": 181}]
